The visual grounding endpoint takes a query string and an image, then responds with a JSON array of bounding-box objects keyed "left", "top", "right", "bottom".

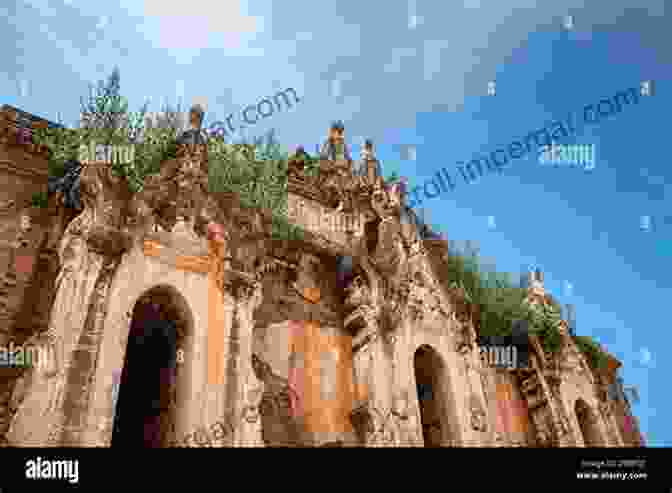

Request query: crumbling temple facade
[{"left": 0, "top": 105, "right": 644, "bottom": 447}]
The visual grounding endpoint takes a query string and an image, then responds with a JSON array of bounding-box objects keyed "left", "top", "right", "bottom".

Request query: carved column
[
  {"left": 596, "top": 394, "right": 624, "bottom": 447},
  {"left": 57, "top": 252, "right": 123, "bottom": 446},
  {"left": 462, "top": 344, "right": 493, "bottom": 447},
  {"left": 479, "top": 366, "right": 506, "bottom": 447},
  {"left": 229, "top": 278, "right": 264, "bottom": 447},
  {"left": 530, "top": 343, "right": 575, "bottom": 447},
  {"left": 219, "top": 270, "right": 264, "bottom": 447},
  {"left": 34, "top": 164, "right": 132, "bottom": 447},
  {"left": 348, "top": 292, "right": 403, "bottom": 448}
]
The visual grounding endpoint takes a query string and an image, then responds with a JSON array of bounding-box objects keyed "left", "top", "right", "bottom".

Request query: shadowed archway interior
[
  {"left": 414, "top": 345, "right": 453, "bottom": 447},
  {"left": 111, "top": 286, "right": 189, "bottom": 447}
]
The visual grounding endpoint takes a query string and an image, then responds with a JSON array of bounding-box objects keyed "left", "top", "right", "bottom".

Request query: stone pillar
[
  {"left": 5, "top": 228, "right": 108, "bottom": 446},
  {"left": 529, "top": 347, "right": 575, "bottom": 447},
  {"left": 58, "top": 254, "right": 122, "bottom": 446},
  {"left": 364, "top": 310, "right": 391, "bottom": 409},
  {"left": 349, "top": 306, "right": 396, "bottom": 446},
  {"left": 230, "top": 279, "right": 264, "bottom": 447},
  {"left": 600, "top": 402, "right": 624, "bottom": 447},
  {"left": 206, "top": 254, "right": 236, "bottom": 445},
  {"left": 461, "top": 342, "right": 493, "bottom": 447}
]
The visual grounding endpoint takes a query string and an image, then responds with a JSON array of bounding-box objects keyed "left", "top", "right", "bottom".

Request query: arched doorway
[
  {"left": 575, "top": 398, "right": 604, "bottom": 447},
  {"left": 111, "top": 286, "right": 193, "bottom": 447},
  {"left": 414, "top": 345, "right": 455, "bottom": 447}
]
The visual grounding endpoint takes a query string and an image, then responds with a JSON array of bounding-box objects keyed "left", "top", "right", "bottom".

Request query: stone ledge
[{"left": 142, "top": 239, "right": 210, "bottom": 274}]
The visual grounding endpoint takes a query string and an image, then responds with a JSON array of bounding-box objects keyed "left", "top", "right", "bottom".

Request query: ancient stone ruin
[{"left": 0, "top": 105, "right": 644, "bottom": 447}]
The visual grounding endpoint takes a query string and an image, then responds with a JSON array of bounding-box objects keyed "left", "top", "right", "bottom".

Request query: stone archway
[
  {"left": 575, "top": 398, "right": 605, "bottom": 447},
  {"left": 413, "top": 344, "right": 456, "bottom": 447},
  {"left": 111, "top": 285, "right": 194, "bottom": 447}
]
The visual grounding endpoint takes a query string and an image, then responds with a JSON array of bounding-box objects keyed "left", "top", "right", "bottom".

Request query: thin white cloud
[{"left": 128, "top": 0, "right": 263, "bottom": 52}]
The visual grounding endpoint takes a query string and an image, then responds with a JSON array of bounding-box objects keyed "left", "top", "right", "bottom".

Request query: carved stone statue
[
  {"left": 288, "top": 146, "right": 309, "bottom": 178},
  {"left": 532, "top": 411, "right": 553, "bottom": 447},
  {"left": 469, "top": 394, "right": 487, "bottom": 432},
  {"left": 251, "top": 353, "right": 302, "bottom": 446},
  {"left": 319, "top": 121, "right": 355, "bottom": 212},
  {"left": 355, "top": 139, "right": 383, "bottom": 188},
  {"left": 320, "top": 120, "right": 351, "bottom": 162},
  {"left": 344, "top": 274, "right": 371, "bottom": 309},
  {"left": 177, "top": 104, "right": 208, "bottom": 146},
  {"left": 361, "top": 139, "right": 374, "bottom": 161}
]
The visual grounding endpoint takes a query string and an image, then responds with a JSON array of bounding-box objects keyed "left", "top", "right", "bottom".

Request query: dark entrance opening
[
  {"left": 414, "top": 345, "right": 448, "bottom": 447},
  {"left": 111, "top": 288, "right": 185, "bottom": 447}
]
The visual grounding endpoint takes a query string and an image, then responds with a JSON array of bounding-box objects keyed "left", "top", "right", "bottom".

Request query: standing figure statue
[
  {"left": 319, "top": 120, "right": 351, "bottom": 161},
  {"left": 362, "top": 139, "right": 382, "bottom": 185},
  {"left": 319, "top": 121, "right": 354, "bottom": 212},
  {"left": 177, "top": 104, "right": 209, "bottom": 146}
]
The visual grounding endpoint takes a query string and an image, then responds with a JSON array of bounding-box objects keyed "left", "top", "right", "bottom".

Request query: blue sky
[{"left": 1, "top": 0, "right": 669, "bottom": 446}]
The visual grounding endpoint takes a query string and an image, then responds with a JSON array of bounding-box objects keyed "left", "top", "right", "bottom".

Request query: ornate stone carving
[
  {"left": 599, "top": 400, "right": 612, "bottom": 419},
  {"left": 553, "top": 415, "right": 572, "bottom": 438},
  {"left": 0, "top": 103, "right": 642, "bottom": 449},
  {"left": 469, "top": 394, "right": 487, "bottom": 432},
  {"left": 344, "top": 274, "right": 371, "bottom": 309},
  {"left": 455, "top": 321, "right": 476, "bottom": 354},
  {"left": 370, "top": 179, "right": 403, "bottom": 220},
  {"left": 64, "top": 164, "right": 134, "bottom": 256},
  {"left": 241, "top": 386, "right": 264, "bottom": 424},
  {"left": 369, "top": 406, "right": 394, "bottom": 447},
  {"left": 317, "top": 122, "right": 357, "bottom": 211},
  {"left": 251, "top": 353, "right": 302, "bottom": 446},
  {"left": 531, "top": 409, "right": 553, "bottom": 447},
  {"left": 344, "top": 272, "right": 378, "bottom": 339},
  {"left": 405, "top": 272, "right": 429, "bottom": 321}
]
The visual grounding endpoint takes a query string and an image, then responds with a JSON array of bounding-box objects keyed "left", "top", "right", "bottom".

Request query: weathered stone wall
[
  {"left": 0, "top": 110, "right": 58, "bottom": 444},
  {"left": 0, "top": 142, "right": 50, "bottom": 342},
  {"left": 0, "top": 114, "right": 642, "bottom": 448}
]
